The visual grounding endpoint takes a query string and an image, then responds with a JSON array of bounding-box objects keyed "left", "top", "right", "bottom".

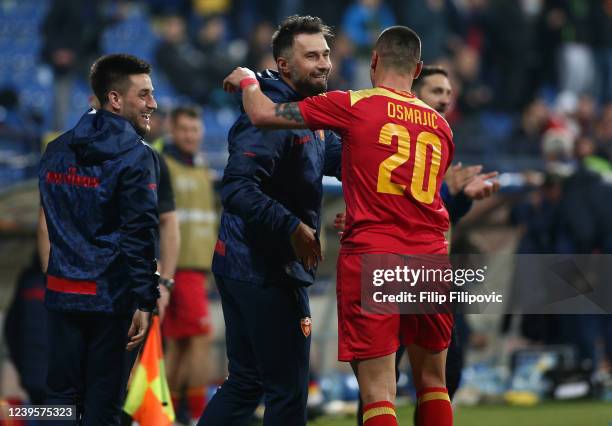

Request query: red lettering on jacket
[{"left": 46, "top": 167, "right": 100, "bottom": 188}]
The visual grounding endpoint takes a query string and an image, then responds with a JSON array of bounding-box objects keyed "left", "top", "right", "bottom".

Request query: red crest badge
[{"left": 300, "top": 317, "right": 312, "bottom": 338}]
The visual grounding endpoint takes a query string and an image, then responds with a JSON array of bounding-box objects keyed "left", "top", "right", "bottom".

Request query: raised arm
[{"left": 223, "top": 67, "right": 308, "bottom": 129}]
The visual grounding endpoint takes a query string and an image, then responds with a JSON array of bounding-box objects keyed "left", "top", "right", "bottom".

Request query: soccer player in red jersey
[{"left": 224, "top": 26, "right": 454, "bottom": 426}]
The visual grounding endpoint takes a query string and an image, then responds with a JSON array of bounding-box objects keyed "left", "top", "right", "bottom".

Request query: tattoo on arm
[{"left": 274, "top": 102, "right": 304, "bottom": 124}]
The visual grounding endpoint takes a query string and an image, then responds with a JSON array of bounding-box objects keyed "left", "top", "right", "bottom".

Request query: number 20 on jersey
[{"left": 376, "top": 123, "right": 442, "bottom": 205}]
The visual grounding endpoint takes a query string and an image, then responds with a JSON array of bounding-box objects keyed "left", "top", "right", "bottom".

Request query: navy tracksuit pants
[
  {"left": 44, "top": 310, "right": 138, "bottom": 425},
  {"left": 199, "top": 275, "right": 311, "bottom": 426}
]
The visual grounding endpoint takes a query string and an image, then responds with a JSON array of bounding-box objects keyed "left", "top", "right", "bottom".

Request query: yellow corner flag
[{"left": 124, "top": 316, "right": 175, "bottom": 425}]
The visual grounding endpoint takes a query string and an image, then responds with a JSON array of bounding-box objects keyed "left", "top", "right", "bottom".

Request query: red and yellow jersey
[{"left": 298, "top": 86, "right": 454, "bottom": 254}]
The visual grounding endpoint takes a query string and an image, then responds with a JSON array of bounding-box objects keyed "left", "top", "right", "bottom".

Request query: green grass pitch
[{"left": 308, "top": 401, "right": 612, "bottom": 426}]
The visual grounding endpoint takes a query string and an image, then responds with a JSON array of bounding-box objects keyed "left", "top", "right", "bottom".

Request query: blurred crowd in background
[
  {"left": 0, "top": 0, "right": 611, "bottom": 180},
  {"left": 0, "top": 0, "right": 612, "bottom": 415}
]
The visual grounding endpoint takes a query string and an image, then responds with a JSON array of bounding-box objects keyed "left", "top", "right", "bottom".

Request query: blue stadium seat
[
  {"left": 479, "top": 111, "right": 515, "bottom": 142},
  {"left": 102, "top": 4, "right": 158, "bottom": 63}
]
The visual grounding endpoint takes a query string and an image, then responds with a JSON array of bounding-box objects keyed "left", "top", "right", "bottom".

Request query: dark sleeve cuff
[
  {"left": 286, "top": 215, "right": 301, "bottom": 236},
  {"left": 135, "top": 270, "right": 160, "bottom": 312},
  {"left": 449, "top": 191, "right": 473, "bottom": 225},
  {"left": 137, "top": 294, "right": 158, "bottom": 312}
]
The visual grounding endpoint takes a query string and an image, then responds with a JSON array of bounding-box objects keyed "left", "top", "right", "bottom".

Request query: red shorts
[
  {"left": 336, "top": 253, "right": 453, "bottom": 361},
  {"left": 162, "top": 270, "right": 212, "bottom": 339}
]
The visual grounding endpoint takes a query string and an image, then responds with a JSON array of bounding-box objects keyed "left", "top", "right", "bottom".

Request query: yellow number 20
[{"left": 376, "top": 123, "right": 442, "bottom": 204}]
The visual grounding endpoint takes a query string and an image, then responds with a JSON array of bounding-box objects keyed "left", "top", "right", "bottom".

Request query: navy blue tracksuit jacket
[
  {"left": 201, "top": 71, "right": 341, "bottom": 426},
  {"left": 212, "top": 70, "right": 342, "bottom": 286},
  {"left": 39, "top": 109, "right": 160, "bottom": 314}
]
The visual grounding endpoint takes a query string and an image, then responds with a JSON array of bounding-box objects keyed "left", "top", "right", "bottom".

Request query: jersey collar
[{"left": 377, "top": 85, "right": 415, "bottom": 99}]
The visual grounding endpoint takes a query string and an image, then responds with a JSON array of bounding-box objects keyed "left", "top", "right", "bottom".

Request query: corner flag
[{"left": 124, "top": 316, "right": 175, "bottom": 425}]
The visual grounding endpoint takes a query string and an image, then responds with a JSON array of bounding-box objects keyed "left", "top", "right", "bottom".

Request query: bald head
[{"left": 374, "top": 26, "right": 421, "bottom": 75}]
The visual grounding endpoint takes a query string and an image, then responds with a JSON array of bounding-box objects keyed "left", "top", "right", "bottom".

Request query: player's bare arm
[
  {"left": 223, "top": 67, "right": 308, "bottom": 129},
  {"left": 274, "top": 102, "right": 305, "bottom": 125}
]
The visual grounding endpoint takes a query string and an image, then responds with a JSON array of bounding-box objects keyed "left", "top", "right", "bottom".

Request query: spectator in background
[
  {"left": 509, "top": 172, "right": 565, "bottom": 347},
  {"left": 194, "top": 16, "right": 228, "bottom": 57},
  {"left": 575, "top": 134, "right": 612, "bottom": 174},
  {"left": 507, "top": 98, "right": 552, "bottom": 157},
  {"left": 327, "top": 33, "right": 357, "bottom": 90},
  {"left": 147, "top": 108, "right": 170, "bottom": 152},
  {"left": 341, "top": 0, "right": 395, "bottom": 87},
  {"left": 245, "top": 21, "right": 275, "bottom": 69},
  {"left": 397, "top": 0, "right": 459, "bottom": 63},
  {"left": 155, "top": 15, "right": 210, "bottom": 104},
  {"left": 194, "top": 15, "right": 238, "bottom": 106},
  {"left": 453, "top": 44, "right": 491, "bottom": 116},
  {"left": 512, "top": 121, "right": 612, "bottom": 371},
  {"left": 146, "top": 112, "right": 180, "bottom": 323},
  {"left": 596, "top": 103, "right": 612, "bottom": 153},
  {"left": 162, "top": 106, "right": 217, "bottom": 425},
  {"left": 300, "top": 0, "right": 354, "bottom": 32},
  {"left": 572, "top": 94, "right": 598, "bottom": 136},
  {"left": 541, "top": 126, "right": 575, "bottom": 172},
  {"left": 512, "top": 173, "right": 564, "bottom": 254},
  {"left": 459, "top": 0, "right": 489, "bottom": 52},
  {"left": 41, "top": 0, "right": 123, "bottom": 130},
  {"left": 540, "top": 0, "right": 598, "bottom": 96},
  {"left": 484, "top": 0, "right": 539, "bottom": 110},
  {"left": 535, "top": 0, "right": 562, "bottom": 90},
  {"left": 555, "top": 140, "right": 612, "bottom": 370},
  {"left": 341, "top": 0, "right": 395, "bottom": 56},
  {"left": 592, "top": 0, "right": 612, "bottom": 103}
]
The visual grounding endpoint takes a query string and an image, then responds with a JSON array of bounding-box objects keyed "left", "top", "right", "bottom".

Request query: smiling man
[
  {"left": 223, "top": 26, "right": 457, "bottom": 426},
  {"left": 38, "top": 54, "right": 160, "bottom": 425},
  {"left": 199, "top": 15, "right": 342, "bottom": 426}
]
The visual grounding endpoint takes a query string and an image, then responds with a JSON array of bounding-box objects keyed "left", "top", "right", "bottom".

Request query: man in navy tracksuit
[
  {"left": 38, "top": 54, "right": 160, "bottom": 425},
  {"left": 199, "top": 16, "right": 341, "bottom": 426}
]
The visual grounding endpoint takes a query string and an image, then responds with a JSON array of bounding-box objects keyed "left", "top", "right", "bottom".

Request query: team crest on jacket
[{"left": 300, "top": 317, "right": 312, "bottom": 338}]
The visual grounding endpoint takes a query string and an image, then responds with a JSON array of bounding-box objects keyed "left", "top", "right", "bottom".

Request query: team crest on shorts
[{"left": 300, "top": 317, "right": 312, "bottom": 338}]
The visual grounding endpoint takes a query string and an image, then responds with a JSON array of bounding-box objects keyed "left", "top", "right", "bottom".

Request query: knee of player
[
  {"left": 414, "top": 370, "right": 446, "bottom": 390},
  {"left": 360, "top": 383, "right": 396, "bottom": 405}
]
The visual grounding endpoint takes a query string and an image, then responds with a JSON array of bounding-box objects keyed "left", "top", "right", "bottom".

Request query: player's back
[
  {"left": 340, "top": 86, "right": 454, "bottom": 255},
  {"left": 299, "top": 85, "right": 454, "bottom": 255}
]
